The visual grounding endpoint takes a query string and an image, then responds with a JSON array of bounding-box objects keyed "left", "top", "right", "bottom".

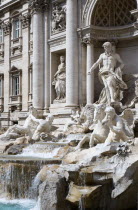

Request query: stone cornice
[
  {"left": 79, "top": 24, "right": 138, "bottom": 42},
  {"left": 28, "top": 0, "right": 49, "bottom": 14},
  {"left": 0, "top": 0, "right": 20, "bottom": 12}
]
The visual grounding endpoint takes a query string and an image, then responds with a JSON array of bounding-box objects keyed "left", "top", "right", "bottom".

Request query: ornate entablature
[
  {"left": 81, "top": 25, "right": 137, "bottom": 43},
  {"left": 28, "top": 0, "right": 49, "bottom": 13},
  {"left": 51, "top": 2, "right": 66, "bottom": 35}
]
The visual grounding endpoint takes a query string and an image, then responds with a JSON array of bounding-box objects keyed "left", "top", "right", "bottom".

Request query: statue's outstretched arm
[
  {"left": 116, "top": 54, "right": 124, "bottom": 70},
  {"left": 88, "top": 55, "right": 103, "bottom": 74}
]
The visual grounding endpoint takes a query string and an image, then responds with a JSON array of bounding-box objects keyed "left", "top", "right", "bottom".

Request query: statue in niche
[
  {"left": 52, "top": 55, "right": 66, "bottom": 102},
  {"left": 88, "top": 42, "right": 127, "bottom": 105},
  {"left": 52, "top": 4, "right": 66, "bottom": 34}
]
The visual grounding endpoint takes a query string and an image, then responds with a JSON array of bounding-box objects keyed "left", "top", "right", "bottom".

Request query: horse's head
[
  {"left": 79, "top": 106, "right": 86, "bottom": 121},
  {"left": 80, "top": 105, "right": 95, "bottom": 122},
  {"left": 102, "top": 106, "right": 116, "bottom": 125}
]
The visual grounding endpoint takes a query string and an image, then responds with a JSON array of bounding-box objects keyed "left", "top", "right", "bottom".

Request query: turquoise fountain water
[
  {"left": 0, "top": 159, "right": 41, "bottom": 210},
  {"left": 0, "top": 142, "right": 63, "bottom": 210},
  {"left": 0, "top": 199, "right": 37, "bottom": 210}
]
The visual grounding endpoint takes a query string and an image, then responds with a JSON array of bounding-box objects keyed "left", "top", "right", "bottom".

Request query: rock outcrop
[{"left": 37, "top": 139, "right": 138, "bottom": 210}]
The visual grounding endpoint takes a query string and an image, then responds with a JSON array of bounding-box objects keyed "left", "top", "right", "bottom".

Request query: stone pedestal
[{"left": 66, "top": 0, "right": 79, "bottom": 107}]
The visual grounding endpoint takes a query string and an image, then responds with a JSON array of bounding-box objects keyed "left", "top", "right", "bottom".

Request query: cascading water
[
  {"left": 78, "top": 172, "right": 86, "bottom": 210},
  {"left": 17, "top": 143, "right": 62, "bottom": 159},
  {"left": 0, "top": 160, "right": 41, "bottom": 210},
  {"left": 0, "top": 162, "right": 40, "bottom": 199},
  {"left": 0, "top": 141, "right": 67, "bottom": 209}
]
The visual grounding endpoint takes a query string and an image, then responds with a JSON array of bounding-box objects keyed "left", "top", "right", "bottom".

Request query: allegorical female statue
[
  {"left": 52, "top": 55, "right": 66, "bottom": 101},
  {"left": 88, "top": 42, "right": 127, "bottom": 105}
]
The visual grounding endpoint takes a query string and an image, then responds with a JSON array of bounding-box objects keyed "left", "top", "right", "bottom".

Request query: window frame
[
  {"left": 0, "top": 74, "right": 4, "bottom": 98},
  {"left": 12, "top": 74, "right": 19, "bottom": 96},
  {"left": 9, "top": 66, "right": 22, "bottom": 97},
  {"left": 13, "top": 18, "right": 20, "bottom": 40},
  {"left": 0, "top": 27, "right": 3, "bottom": 44}
]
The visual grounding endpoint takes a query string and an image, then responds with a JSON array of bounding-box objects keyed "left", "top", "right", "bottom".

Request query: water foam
[
  {"left": 17, "top": 144, "right": 60, "bottom": 159},
  {"left": 0, "top": 198, "right": 37, "bottom": 210}
]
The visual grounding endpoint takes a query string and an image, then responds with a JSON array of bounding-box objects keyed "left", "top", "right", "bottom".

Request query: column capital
[
  {"left": 28, "top": 0, "right": 49, "bottom": 14},
  {"left": 82, "top": 33, "right": 95, "bottom": 45}
]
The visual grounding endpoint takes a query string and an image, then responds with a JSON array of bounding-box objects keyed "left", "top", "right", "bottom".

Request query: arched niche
[
  {"left": 82, "top": 0, "right": 138, "bottom": 104},
  {"left": 83, "top": 0, "right": 137, "bottom": 28},
  {"left": 92, "top": 0, "right": 137, "bottom": 27}
]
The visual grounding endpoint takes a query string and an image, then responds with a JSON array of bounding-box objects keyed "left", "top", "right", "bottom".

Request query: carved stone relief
[
  {"left": 51, "top": 3, "right": 66, "bottom": 34},
  {"left": 11, "top": 45, "right": 22, "bottom": 56},
  {"left": 2, "top": 22, "right": 11, "bottom": 36},
  {"left": 20, "top": 14, "right": 30, "bottom": 29}
]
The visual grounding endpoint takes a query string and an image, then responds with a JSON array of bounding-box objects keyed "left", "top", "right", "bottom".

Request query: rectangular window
[
  {"left": 13, "top": 75, "right": 19, "bottom": 96},
  {"left": 0, "top": 78, "right": 2, "bottom": 97},
  {"left": 0, "top": 28, "right": 3, "bottom": 43},
  {"left": 13, "top": 20, "right": 20, "bottom": 39}
]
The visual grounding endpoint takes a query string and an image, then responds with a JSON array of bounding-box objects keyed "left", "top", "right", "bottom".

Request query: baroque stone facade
[{"left": 0, "top": 0, "right": 138, "bottom": 126}]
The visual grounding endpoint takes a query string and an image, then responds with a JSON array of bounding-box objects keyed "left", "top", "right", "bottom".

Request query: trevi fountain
[
  {"left": 0, "top": 41, "right": 137, "bottom": 209},
  {"left": 0, "top": 0, "right": 138, "bottom": 210}
]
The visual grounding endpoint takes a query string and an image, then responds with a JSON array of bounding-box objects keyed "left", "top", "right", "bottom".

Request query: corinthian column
[
  {"left": 86, "top": 41, "right": 95, "bottom": 104},
  {"left": 66, "top": 0, "right": 79, "bottom": 107},
  {"left": 82, "top": 35, "right": 95, "bottom": 105},
  {"left": 44, "top": 11, "right": 50, "bottom": 111},
  {"left": 29, "top": 0, "right": 49, "bottom": 110}
]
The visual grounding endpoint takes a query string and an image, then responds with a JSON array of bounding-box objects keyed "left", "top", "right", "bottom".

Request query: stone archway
[
  {"left": 83, "top": 0, "right": 137, "bottom": 27},
  {"left": 82, "top": 0, "right": 138, "bottom": 105},
  {"left": 92, "top": 0, "right": 137, "bottom": 27}
]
